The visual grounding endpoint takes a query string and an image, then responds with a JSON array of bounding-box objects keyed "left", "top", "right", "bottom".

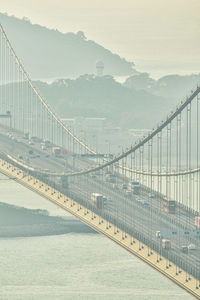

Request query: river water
[{"left": 0, "top": 175, "right": 192, "bottom": 299}]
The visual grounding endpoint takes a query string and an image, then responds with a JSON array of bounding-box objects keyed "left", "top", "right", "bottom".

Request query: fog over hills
[
  {"left": 34, "top": 73, "right": 200, "bottom": 129},
  {"left": 2, "top": 74, "right": 200, "bottom": 130},
  {"left": 0, "top": 13, "right": 136, "bottom": 78},
  {"left": 34, "top": 75, "right": 166, "bottom": 128},
  {"left": 124, "top": 73, "right": 200, "bottom": 101},
  {"left": 1, "top": 13, "right": 200, "bottom": 130}
]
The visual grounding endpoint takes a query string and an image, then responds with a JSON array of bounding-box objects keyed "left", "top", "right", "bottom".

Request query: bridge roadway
[
  {"left": 69, "top": 177, "right": 200, "bottom": 274},
  {"left": 1, "top": 156, "right": 200, "bottom": 297},
  {"left": 0, "top": 131, "right": 200, "bottom": 281},
  {"left": 0, "top": 130, "right": 197, "bottom": 230}
]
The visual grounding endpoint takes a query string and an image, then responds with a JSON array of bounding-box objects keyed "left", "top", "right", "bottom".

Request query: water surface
[{"left": 0, "top": 175, "right": 192, "bottom": 299}]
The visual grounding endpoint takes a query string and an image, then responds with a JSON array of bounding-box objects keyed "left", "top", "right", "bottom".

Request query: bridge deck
[{"left": 0, "top": 157, "right": 199, "bottom": 299}]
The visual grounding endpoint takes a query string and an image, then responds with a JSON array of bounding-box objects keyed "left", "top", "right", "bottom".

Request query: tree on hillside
[{"left": 124, "top": 73, "right": 155, "bottom": 91}]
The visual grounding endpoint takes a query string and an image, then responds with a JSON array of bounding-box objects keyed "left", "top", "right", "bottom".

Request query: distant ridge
[{"left": 0, "top": 13, "right": 136, "bottom": 79}]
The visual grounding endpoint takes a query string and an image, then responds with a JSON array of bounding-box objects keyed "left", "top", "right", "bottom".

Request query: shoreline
[{"left": 0, "top": 202, "right": 96, "bottom": 237}]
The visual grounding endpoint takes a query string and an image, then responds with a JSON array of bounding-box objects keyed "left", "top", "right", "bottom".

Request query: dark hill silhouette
[
  {"left": 0, "top": 13, "right": 136, "bottom": 78},
  {"left": 0, "top": 202, "right": 95, "bottom": 237}
]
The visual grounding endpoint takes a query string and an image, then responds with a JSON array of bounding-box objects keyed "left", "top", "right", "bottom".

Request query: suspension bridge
[{"left": 0, "top": 23, "right": 200, "bottom": 298}]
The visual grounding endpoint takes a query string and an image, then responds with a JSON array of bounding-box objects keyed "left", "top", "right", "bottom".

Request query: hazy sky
[{"left": 0, "top": 0, "right": 200, "bottom": 77}]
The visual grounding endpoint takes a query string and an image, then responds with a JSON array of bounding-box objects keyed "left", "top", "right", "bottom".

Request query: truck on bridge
[
  {"left": 29, "top": 136, "right": 39, "bottom": 143},
  {"left": 52, "top": 147, "right": 61, "bottom": 156},
  {"left": 129, "top": 181, "right": 140, "bottom": 195},
  {"left": 162, "top": 197, "right": 176, "bottom": 214},
  {"left": 162, "top": 239, "right": 171, "bottom": 250},
  {"left": 61, "top": 175, "right": 68, "bottom": 190},
  {"left": 195, "top": 216, "right": 200, "bottom": 228},
  {"left": 91, "top": 193, "right": 105, "bottom": 209}
]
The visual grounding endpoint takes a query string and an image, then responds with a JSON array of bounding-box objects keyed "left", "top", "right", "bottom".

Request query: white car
[
  {"left": 112, "top": 184, "right": 118, "bottom": 190},
  {"left": 155, "top": 231, "right": 162, "bottom": 238},
  {"left": 149, "top": 193, "right": 155, "bottom": 198},
  {"left": 137, "top": 199, "right": 149, "bottom": 206},
  {"left": 126, "top": 190, "right": 132, "bottom": 197},
  {"left": 188, "top": 244, "right": 196, "bottom": 250}
]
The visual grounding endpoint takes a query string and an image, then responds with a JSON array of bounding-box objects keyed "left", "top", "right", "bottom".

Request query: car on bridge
[
  {"left": 155, "top": 231, "right": 162, "bottom": 239},
  {"left": 162, "top": 239, "right": 171, "bottom": 250},
  {"left": 188, "top": 244, "right": 196, "bottom": 250},
  {"left": 7, "top": 132, "right": 13, "bottom": 139},
  {"left": 195, "top": 216, "right": 200, "bottom": 228},
  {"left": 181, "top": 246, "right": 188, "bottom": 254},
  {"left": 24, "top": 132, "right": 29, "bottom": 140},
  {"left": 121, "top": 183, "right": 128, "bottom": 190},
  {"left": 105, "top": 173, "right": 116, "bottom": 183},
  {"left": 29, "top": 136, "right": 39, "bottom": 143},
  {"left": 137, "top": 199, "right": 149, "bottom": 206},
  {"left": 41, "top": 144, "right": 47, "bottom": 151},
  {"left": 126, "top": 190, "right": 132, "bottom": 197},
  {"left": 90, "top": 174, "right": 97, "bottom": 179},
  {"left": 112, "top": 184, "right": 119, "bottom": 190},
  {"left": 148, "top": 193, "right": 155, "bottom": 198},
  {"left": 43, "top": 139, "right": 51, "bottom": 148}
]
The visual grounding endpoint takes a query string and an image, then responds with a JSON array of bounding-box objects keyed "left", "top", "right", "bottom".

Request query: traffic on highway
[{"left": 0, "top": 127, "right": 200, "bottom": 281}]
